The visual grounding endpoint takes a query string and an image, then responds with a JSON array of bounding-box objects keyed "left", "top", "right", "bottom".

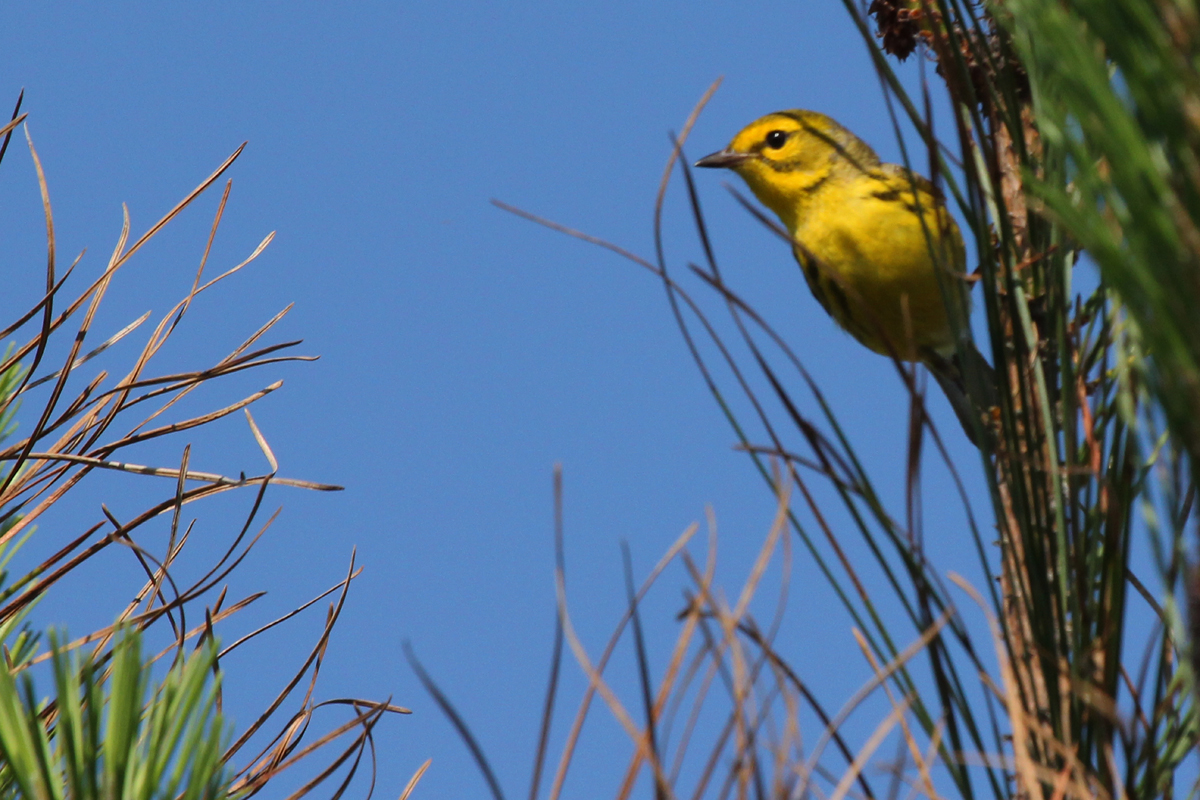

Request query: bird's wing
[{"left": 871, "top": 163, "right": 947, "bottom": 208}]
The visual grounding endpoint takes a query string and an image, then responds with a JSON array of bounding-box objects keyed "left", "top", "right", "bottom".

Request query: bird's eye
[{"left": 765, "top": 130, "right": 789, "bottom": 149}]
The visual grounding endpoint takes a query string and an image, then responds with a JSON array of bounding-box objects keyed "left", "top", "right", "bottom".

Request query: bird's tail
[{"left": 924, "top": 345, "right": 997, "bottom": 448}]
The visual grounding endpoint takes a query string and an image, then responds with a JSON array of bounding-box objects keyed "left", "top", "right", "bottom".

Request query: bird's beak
[{"left": 694, "top": 149, "right": 753, "bottom": 169}]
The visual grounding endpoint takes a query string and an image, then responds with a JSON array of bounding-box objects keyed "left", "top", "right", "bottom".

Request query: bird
[{"left": 695, "top": 109, "right": 992, "bottom": 443}]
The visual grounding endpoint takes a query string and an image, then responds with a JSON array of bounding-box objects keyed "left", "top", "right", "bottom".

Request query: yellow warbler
[{"left": 696, "top": 109, "right": 988, "bottom": 440}]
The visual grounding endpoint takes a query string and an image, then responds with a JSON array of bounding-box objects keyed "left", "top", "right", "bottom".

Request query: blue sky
[{"left": 3, "top": 4, "right": 996, "bottom": 798}]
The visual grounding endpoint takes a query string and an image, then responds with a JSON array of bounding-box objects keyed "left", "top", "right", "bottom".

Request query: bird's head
[{"left": 695, "top": 110, "right": 880, "bottom": 228}]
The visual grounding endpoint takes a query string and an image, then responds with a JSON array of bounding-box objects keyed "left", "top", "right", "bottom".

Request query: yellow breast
[{"left": 790, "top": 175, "right": 965, "bottom": 359}]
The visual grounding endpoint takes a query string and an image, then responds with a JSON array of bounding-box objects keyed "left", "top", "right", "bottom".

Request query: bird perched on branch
[{"left": 695, "top": 109, "right": 992, "bottom": 443}]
